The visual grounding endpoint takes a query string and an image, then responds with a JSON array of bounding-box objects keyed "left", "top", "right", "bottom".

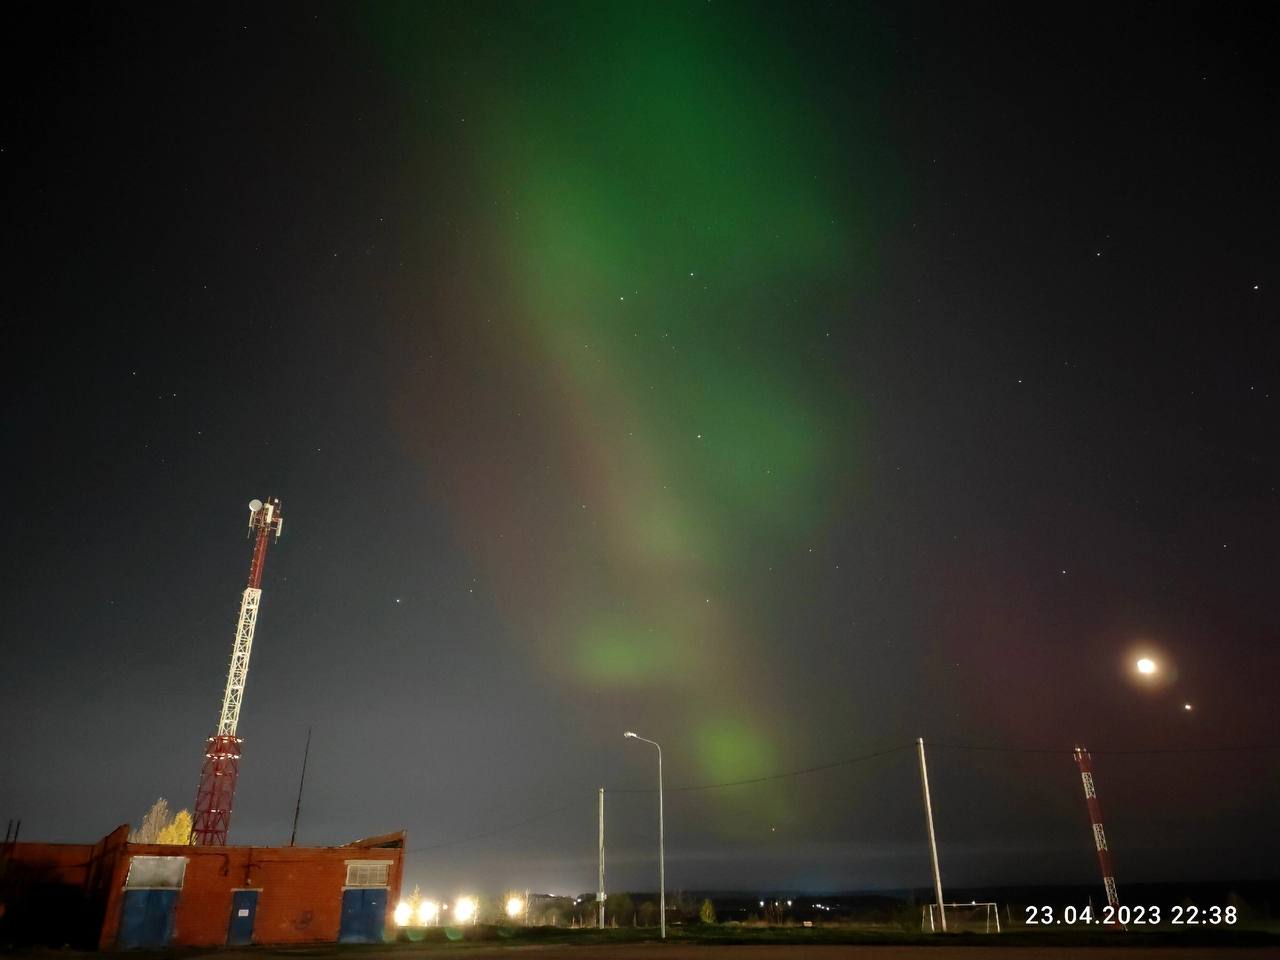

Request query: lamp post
[{"left": 624, "top": 731, "right": 665, "bottom": 939}]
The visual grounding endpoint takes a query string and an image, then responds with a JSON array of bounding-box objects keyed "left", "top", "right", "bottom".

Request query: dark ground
[
  {"left": 8, "top": 926, "right": 1280, "bottom": 960},
  {"left": 9, "top": 944, "right": 1280, "bottom": 960}
]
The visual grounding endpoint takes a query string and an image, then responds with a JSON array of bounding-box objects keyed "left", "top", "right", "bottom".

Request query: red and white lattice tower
[
  {"left": 1073, "top": 745, "right": 1119, "bottom": 911},
  {"left": 191, "top": 497, "right": 283, "bottom": 846}
]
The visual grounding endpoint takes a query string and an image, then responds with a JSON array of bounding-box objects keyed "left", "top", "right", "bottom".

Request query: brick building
[{"left": 0, "top": 825, "right": 405, "bottom": 948}]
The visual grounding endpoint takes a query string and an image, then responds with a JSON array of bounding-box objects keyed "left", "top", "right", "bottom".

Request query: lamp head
[{"left": 624, "top": 731, "right": 637, "bottom": 738}]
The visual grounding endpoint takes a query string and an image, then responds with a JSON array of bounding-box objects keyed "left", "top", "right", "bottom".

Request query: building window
[
  {"left": 125, "top": 856, "right": 187, "bottom": 889},
  {"left": 344, "top": 861, "right": 391, "bottom": 887}
]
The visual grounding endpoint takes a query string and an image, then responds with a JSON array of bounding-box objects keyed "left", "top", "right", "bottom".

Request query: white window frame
[
  {"left": 124, "top": 855, "right": 188, "bottom": 890},
  {"left": 344, "top": 860, "right": 392, "bottom": 888}
]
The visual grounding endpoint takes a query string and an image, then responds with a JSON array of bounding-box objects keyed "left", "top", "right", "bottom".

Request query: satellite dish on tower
[{"left": 248, "top": 499, "right": 263, "bottom": 513}]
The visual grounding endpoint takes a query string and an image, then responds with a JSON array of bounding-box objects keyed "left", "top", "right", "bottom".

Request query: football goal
[{"left": 921, "top": 901, "right": 1002, "bottom": 933}]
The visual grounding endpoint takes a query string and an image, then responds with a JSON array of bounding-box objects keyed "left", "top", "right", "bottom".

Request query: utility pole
[
  {"left": 916, "top": 737, "right": 946, "bottom": 932},
  {"left": 597, "top": 787, "right": 606, "bottom": 928},
  {"left": 289, "top": 727, "right": 311, "bottom": 846},
  {"left": 658, "top": 753, "right": 665, "bottom": 938}
]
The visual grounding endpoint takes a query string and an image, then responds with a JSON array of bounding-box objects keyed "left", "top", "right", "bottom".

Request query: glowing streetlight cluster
[{"left": 393, "top": 895, "right": 475, "bottom": 928}]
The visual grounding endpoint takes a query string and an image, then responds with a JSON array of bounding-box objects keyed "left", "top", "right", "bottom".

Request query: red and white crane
[
  {"left": 1072, "top": 745, "right": 1120, "bottom": 913},
  {"left": 191, "top": 497, "right": 283, "bottom": 846}
]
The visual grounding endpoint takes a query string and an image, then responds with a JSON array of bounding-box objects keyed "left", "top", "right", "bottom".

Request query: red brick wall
[
  {"left": 3, "top": 842, "right": 97, "bottom": 886},
  {"left": 98, "top": 839, "right": 403, "bottom": 947},
  {"left": 1, "top": 829, "right": 129, "bottom": 948}
]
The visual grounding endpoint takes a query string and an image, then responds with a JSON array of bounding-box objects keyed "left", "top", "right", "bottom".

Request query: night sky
[{"left": 4, "top": 2, "right": 1277, "bottom": 898}]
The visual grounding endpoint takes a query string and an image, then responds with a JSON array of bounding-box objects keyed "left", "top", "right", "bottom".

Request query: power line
[
  {"left": 408, "top": 802, "right": 577, "bottom": 853},
  {"left": 611, "top": 744, "right": 912, "bottom": 794},
  {"left": 929, "top": 742, "right": 1280, "bottom": 756},
  {"left": 405, "top": 746, "right": 911, "bottom": 852},
  {"left": 403, "top": 739, "right": 1277, "bottom": 853}
]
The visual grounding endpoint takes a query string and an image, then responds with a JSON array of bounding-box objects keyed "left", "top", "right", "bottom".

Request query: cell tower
[
  {"left": 191, "top": 497, "right": 283, "bottom": 846},
  {"left": 1072, "top": 745, "right": 1119, "bottom": 912}
]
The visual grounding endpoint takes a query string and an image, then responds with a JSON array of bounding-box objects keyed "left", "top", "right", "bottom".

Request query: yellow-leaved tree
[{"left": 157, "top": 809, "right": 193, "bottom": 845}]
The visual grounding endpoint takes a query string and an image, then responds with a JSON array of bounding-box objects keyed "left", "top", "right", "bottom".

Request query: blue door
[
  {"left": 339, "top": 888, "right": 387, "bottom": 943},
  {"left": 227, "top": 890, "right": 259, "bottom": 945},
  {"left": 118, "top": 890, "right": 178, "bottom": 948}
]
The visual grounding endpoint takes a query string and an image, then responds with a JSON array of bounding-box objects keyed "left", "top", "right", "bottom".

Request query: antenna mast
[
  {"left": 1073, "top": 745, "right": 1120, "bottom": 913},
  {"left": 191, "top": 497, "right": 283, "bottom": 846}
]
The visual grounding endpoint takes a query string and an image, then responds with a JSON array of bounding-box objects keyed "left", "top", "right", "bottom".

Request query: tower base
[{"left": 191, "top": 734, "right": 242, "bottom": 846}]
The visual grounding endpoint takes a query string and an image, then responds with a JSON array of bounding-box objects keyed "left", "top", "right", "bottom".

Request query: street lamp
[
  {"left": 624, "top": 731, "right": 665, "bottom": 939},
  {"left": 506, "top": 896, "right": 525, "bottom": 921},
  {"left": 454, "top": 896, "right": 477, "bottom": 925}
]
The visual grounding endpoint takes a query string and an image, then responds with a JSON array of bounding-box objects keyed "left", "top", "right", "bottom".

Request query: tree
[
  {"left": 130, "top": 799, "right": 193, "bottom": 844},
  {"left": 129, "top": 798, "right": 171, "bottom": 843},
  {"left": 699, "top": 898, "right": 717, "bottom": 924},
  {"left": 157, "top": 809, "right": 192, "bottom": 845},
  {"left": 606, "top": 892, "right": 634, "bottom": 927}
]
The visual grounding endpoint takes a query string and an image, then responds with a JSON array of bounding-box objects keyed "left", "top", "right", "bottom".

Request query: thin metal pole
[
  {"left": 625, "top": 732, "right": 666, "bottom": 939},
  {"left": 290, "top": 727, "right": 311, "bottom": 846},
  {"left": 657, "top": 743, "right": 665, "bottom": 940},
  {"left": 916, "top": 737, "right": 946, "bottom": 932},
  {"left": 597, "top": 788, "right": 606, "bottom": 928}
]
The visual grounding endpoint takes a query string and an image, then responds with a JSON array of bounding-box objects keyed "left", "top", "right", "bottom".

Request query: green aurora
[{"left": 368, "top": 1, "right": 899, "bottom": 829}]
